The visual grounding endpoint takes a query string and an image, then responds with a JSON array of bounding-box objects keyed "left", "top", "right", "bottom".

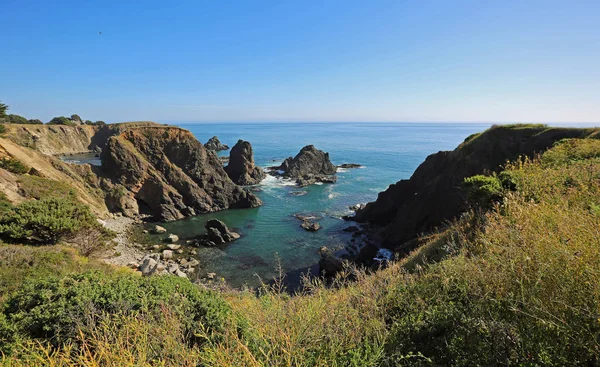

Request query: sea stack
[
  {"left": 273, "top": 145, "right": 337, "bottom": 186},
  {"left": 204, "top": 136, "right": 229, "bottom": 151},
  {"left": 225, "top": 140, "right": 266, "bottom": 185}
]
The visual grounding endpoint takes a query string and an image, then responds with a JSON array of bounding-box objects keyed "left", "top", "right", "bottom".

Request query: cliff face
[
  {"left": 101, "top": 126, "right": 261, "bottom": 221},
  {"left": 3, "top": 124, "right": 99, "bottom": 155},
  {"left": 355, "top": 125, "right": 599, "bottom": 253}
]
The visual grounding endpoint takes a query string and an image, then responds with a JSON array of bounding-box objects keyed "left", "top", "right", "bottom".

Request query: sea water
[{"left": 148, "top": 122, "right": 490, "bottom": 287}]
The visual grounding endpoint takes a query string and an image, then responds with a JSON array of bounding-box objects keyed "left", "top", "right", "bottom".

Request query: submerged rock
[
  {"left": 204, "top": 136, "right": 229, "bottom": 151},
  {"left": 152, "top": 225, "right": 167, "bottom": 234},
  {"left": 225, "top": 140, "right": 266, "bottom": 185},
  {"left": 301, "top": 220, "right": 321, "bottom": 232},
  {"left": 337, "top": 163, "right": 362, "bottom": 169}
]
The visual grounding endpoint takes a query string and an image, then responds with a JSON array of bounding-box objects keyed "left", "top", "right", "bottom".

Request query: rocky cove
[{"left": 9, "top": 121, "right": 579, "bottom": 288}]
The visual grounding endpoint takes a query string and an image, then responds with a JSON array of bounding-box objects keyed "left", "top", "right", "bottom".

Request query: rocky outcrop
[
  {"left": 101, "top": 125, "right": 261, "bottom": 221},
  {"left": 204, "top": 136, "right": 229, "bottom": 151},
  {"left": 354, "top": 124, "right": 598, "bottom": 254},
  {"left": 225, "top": 140, "right": 265, "bottom": 185},
  {"left": 205, "top": 219, "right": 240, "bottom": 244},
  {"left": 270, "top": 145, "right": 337, "bottom": 186}
]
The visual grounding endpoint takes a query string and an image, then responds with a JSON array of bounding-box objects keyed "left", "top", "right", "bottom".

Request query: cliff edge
[{"left": 355, "top": 124, "right": 600, "bottom": 253}]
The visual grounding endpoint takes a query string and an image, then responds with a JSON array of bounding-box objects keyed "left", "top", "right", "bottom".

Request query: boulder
[
  {"left": 225, "top": 140, "right": 266, "bottom": 185},
  {"left": 204, "top": 136, "right": 229, "bottom": 151},
  {"left": 318, "top": 247, "right": 344, "bottom": 277},
  {"left": 152, "top": 225, "right": 167, "bottom": 234},
  {"left": 162, "top": 249, "right": 174, "bottom": 260},
  {"left": 167, "top": 244, "right": 181, "bottom": 250},
  {"left": 139, "top": 257, "right": 158, "bottom": 276},
  {"left": 164, "top": 234, "right": 179, "bottom": 243},
  {"left": 301, "top": 220, "right": 321, "bottom": 232},
  {"left": 205, "top": 219, "right": 240, "bottom": 242}
]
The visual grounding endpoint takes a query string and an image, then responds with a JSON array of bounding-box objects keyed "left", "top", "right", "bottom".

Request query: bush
[
  {"left": 5, "top": 114, "right": 28, "bottom": 124},
  {"left": 0, "top": 157, "right": 29, "bottom": 174},
  {"left": 463, "top": 174, "right": 503, "bottom": 208},
  {"left": 47, "top": 116, "right": 75, "bottom": 126},
  {"left": 70, "top": 114, "right": 82, "bottom": 123},
  {"left": 0, "top": 271, "right": 231, "bottom": 354},
  {"left": 0, "top": 125, "right": 5, "bottom": 135},
  {"left": 26, "top": 119, "right": 43, "bottom": 125},
  {"left": 0, "top": 197, "right": 109, "bottom": 245}
]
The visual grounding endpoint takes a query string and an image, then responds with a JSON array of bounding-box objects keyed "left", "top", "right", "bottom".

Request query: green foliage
[
  {"left": 26, "top": 119, "right": 43, "bottom": 125},
  {"left": 0, "top": 124, "right": 5, "bottom": 135},
  {"left": 5, "top": 114, "right": 28, "bottom": 124},
  {"left": 0, "top": 157, "right": 29, "bottom": 174},
  {"left": 70, "top": 114, "right": 82, "bottom": 122},
  {"left": 0, "top": 271, "right": 231, "bottom": 354},
  {"left": 463, "top": 174, "right": 503, "bottom": 207},
  {"left": 47, "top": 116, "right": 75, "bottom": 126},
  {"left": 0, "top": 102, "right": 8, "bottom": 118},
  {"left": 0, "top": 197, "right": 107, "bottom": 245}
]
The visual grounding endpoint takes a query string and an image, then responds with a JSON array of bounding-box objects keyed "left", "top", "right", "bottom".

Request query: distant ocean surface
[{"left": 150, "top": 122, "right": 491, "bottom": 287}]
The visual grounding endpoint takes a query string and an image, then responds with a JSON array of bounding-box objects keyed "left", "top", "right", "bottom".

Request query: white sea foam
[{"left": 336, "top": 168, "right": 348, "bottom": 173}]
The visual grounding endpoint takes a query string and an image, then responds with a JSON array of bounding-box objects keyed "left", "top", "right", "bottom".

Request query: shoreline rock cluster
[{"left": 268, "top": 145, "right": 338, "bottom": 186}]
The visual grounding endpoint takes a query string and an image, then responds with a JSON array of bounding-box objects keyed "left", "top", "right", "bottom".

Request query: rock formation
[
  {"left": 354, "top": 124, "right": 596, "bottom": 254},
  {"left": 204, "top": 136, "right": 229, "bottom": 151},
  {"left": 225, "top": 140, "right": 266, "bottom": 185},
  {"left": 100, "top": 125, "right": 261, "bottom": 221},
  {"left": 270, "top": 145, "right": 337, "bottom": 186},
  {"left": 204, "top": 219, "right": 240, "bottom": 245}
]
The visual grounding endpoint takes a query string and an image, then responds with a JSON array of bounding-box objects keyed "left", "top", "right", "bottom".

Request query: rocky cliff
[
  {"left": 225, "top": 140, "right": 265, "bottom": 185},
  {"left": 204, "top": 136, "right": 229, "bottom": 151},
  {"left": 2, "top": 123, "right": 99, "bottom": 155},
  {"left": 101, "top": 125, "right": 261, "bottom": 221},
  {"left": 355, "top": 124, "right": 599, "bottom": 253}
]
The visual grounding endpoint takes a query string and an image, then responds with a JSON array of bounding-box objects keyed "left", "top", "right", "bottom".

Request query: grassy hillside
[{"left": 2, "top": 129, "right": 600, "bottom": 365}]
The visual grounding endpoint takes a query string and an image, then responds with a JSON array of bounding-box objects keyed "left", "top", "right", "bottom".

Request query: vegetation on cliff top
[{"left": 1, "top": 126, "right": 600, "bottom": 365}]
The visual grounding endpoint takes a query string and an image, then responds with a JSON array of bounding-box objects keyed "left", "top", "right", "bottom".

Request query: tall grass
[{"left": 3, "top": 138, "right": 600, "bottom": 365}]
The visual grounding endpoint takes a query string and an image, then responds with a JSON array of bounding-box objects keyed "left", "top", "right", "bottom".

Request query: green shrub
[
  {"left": 463, "top": 174, "right": 503, "bottom": 208},
  {"left": 0, "top": 157, "right": 29, "bottom": 174},
  {"left": 0, "top": 271, "right": 231, "bottom": 354},
  {"left": 0, "top": 197, "right": 107, "bottom": 245},
  {"left": 5, "top": 114, "right": 28, "bottom": 124},
  {"left": 47, "top": 116, "right": 75, "bottom": 126},
  {"left": 0, "top": 124, "right": 6, "bottom": 135},
  {"left": 26, "top": 119, "right": 43, "bottom": 125}
]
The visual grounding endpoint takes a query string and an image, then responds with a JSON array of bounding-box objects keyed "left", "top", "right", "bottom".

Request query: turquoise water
[{"left": 151, "top": 122, "right": 491, "bottom": 287}]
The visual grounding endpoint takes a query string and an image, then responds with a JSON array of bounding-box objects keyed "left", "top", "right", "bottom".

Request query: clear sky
[{"left": 1, "top": 0, "right": 599, "bottom": 123}]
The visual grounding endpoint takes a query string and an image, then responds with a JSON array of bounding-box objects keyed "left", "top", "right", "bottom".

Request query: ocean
[{"left": 142, "top": 122, "right": 491, "bottom": 287}]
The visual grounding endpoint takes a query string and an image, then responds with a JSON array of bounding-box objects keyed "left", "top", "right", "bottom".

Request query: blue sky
[{"left": 1, "top": 0, "right": 599, "bottom": 123}]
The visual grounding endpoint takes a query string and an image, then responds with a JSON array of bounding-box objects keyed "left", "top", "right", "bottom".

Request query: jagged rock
[
  {"left": 301, "top": 220, "right": 321, "bottom": 231},
  {"left": 152, "top": 225, "right": 167, "bottom": 234},
  {"left": 270, "top": 145, "right": 337, "bottom": 186},
  {"left": 100, "top": 125, "right": 261, "bottom": 221},
  {"left": 175, "top": 269, "right": 188, "bottom": 278},
  {"left": 187, "top": 259, "right": 200, "bottom": 267},
  {"left": 205, "top": 219, "right": 240, "bottom": 242},
  {"left": 225, "top": 140, "right": 266, "bottom": 185},
  {"left": 164, "top": 234, "right": 179, "bottom": 243},
  {"left": 207, "top": 227, "right": 225, "bottom": 245},
  {"left": 162, "top": 250, "right": 173, "bottom": 260},
  {"left": 204, "top": 136, "right": 229, "bottom": 151}
]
